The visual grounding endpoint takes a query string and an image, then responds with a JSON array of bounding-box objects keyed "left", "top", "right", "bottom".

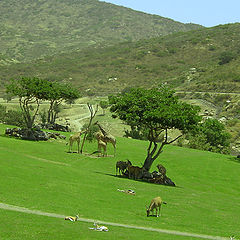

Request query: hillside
[
  {"left": 1, "top": 23, "right": 240, "bottom": 96},
  {"left": 0, "top": 0, "right": 202, "bottom": 64},
  {"left": 0, "top": 123, "right": 239, "bottom": 239}
]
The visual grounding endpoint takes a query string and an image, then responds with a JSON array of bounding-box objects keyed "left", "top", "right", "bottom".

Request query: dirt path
[{"left": 0, "top": 202, "right": 228, "bottom": 240}]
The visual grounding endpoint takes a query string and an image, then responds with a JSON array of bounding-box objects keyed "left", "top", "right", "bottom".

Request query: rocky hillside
[
  {"left": 0, "top": 0, "right": 202, "bottom": 64},
  {"left": 1, "top": 23, "right": 240, "bottom": 96}
]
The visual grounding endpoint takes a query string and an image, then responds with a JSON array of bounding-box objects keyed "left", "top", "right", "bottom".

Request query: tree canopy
[
  {"left": 109, "top": 87, "right": 201, "bottom": 171},
  {"left": 6, "top": 77, "right": 80, "bottom": 129},
  {"left": 45, "top": 81, "right": 80, "bottom": 124}
]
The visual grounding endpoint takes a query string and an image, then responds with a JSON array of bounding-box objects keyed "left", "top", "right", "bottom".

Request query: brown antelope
[
  {"left": 146, "top": 196, "right": 167, "bottom": 217},
  {"left": 127, "top": 165, "right": 143, "bottom": 180},
  {"left": 115, "top": 160, "right": 130, "bottom": 176}
]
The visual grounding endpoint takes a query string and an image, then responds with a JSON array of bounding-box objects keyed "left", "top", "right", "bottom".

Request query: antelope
[
  {"left": 146, "top": 196, "right": 167, "bottom": 217},
  {"left": 127, "top": 165, "right": 143, "bottom": 180},
  {"left": 157, "top": 164, "right": 166, "bottom": 176},
  {"left": 64, "top": 214, "right": 79, "bottom": 222},
  {"left": 115, "top": 160, "right": 130, "bottom": 176}
]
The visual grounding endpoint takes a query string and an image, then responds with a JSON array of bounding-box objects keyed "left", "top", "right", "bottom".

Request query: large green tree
[{"left": 109, "top": 87, "right": 201, "bottom": 171}]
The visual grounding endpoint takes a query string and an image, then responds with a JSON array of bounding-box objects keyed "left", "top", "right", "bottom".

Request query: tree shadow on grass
[
  {"left": 94, "top": 171, "right": 182, "bottom": 188},
  {"left": 94, "top": 171, "right": 116, "bottom": 177},
  {"left": 228, "top": 156, "right": 240, "bottom": 164}
]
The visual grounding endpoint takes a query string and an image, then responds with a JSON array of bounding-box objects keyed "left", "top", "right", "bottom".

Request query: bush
[
  {"left": 0, "top": 104, "right": 7, "bottom": 123},
  {"left": 218, "top": 51, "right": 236, "bottom": 65},
  {"left": 187, "top": 118, "right": 231, "bottom": 154},
  {"left": 4, "top": 110, "right": 25, "bottom": 127}
]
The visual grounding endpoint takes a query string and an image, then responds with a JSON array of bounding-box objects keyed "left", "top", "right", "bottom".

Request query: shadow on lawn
[
  {"left": 228, "top": 156, "right": 240, "bottom": 164},
  {"left": 94, "top": 171, "right": 182, "bottom": 188}
]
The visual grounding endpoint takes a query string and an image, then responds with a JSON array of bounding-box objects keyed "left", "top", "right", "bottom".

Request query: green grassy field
[{"left": 0, "top": 123, "right": 239, "bottom": 239}]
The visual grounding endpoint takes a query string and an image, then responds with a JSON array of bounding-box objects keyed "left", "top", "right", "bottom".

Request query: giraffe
[
  {"left": 95, "top": 131, "right": 107, "bottom": 157},
  {"left": 94, "top": 121, "right": 116, "bottom": 156},
  {"left": 68, "top": 130, "right": 85, "bottom": 153},
  {"left": 97, "top": 139, "right": 107, "bottom": 157}
]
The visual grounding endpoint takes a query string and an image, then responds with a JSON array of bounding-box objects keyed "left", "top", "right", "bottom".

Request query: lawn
[{"left": 0, "top": 123, "right": 239, "bottom": 239}]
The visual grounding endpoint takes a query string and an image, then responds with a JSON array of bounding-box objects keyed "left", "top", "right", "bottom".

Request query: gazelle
[{"left": 146, "top": 196, "right": 167, "bottom": 217}]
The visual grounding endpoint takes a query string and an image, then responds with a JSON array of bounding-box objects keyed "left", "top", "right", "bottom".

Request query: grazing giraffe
[
  {"left": 94, "top": 121, "right": 116, "bottom": 156},
  {"left": 68, "top": 130, "right": 85, "bottom": 153}
]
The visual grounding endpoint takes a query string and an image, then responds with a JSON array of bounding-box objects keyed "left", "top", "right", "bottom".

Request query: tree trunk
[
  {"left": 143, "top": 141, "right": 165, "bottom": 172},
  {"left": 143, "top": 155, "right": 155, "bottom": 172},
  {"left": 80, "top": 104, "right": 98, "bottom": 154}
]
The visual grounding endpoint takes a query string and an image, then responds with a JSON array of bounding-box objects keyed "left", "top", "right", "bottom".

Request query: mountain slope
[
  {"left": 1, "top": 23, "right": 240, "bottom": 95},
  {"left": 0, "top": 0, "right": 202, "bottom": 63}
]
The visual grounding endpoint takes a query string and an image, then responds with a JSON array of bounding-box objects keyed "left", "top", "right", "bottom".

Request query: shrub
[
  {"left": 0, "top": 104, "right": 7, "bottom": 123},
  {"left": 218, "top": 51, "right": 236, "bottom": 65},
  {"left": 187, "top": 118, "right": 231, "bottom": 154},
  {"left": 4, "top": 110, "right": 25, "bottom": 127}
]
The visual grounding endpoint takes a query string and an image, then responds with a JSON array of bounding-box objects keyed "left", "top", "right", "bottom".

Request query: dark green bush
[{"left": 218, "top": 51, "right": 236, "bottom": 65}]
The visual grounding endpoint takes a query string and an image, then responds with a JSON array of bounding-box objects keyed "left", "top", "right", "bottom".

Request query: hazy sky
[{"left": 99, "top": 0, "right": 240, "bottom": 27}]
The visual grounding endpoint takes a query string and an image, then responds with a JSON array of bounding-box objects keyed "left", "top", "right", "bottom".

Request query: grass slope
[{"left": 0, "top": 124, "right": 239, "bottom": 239}]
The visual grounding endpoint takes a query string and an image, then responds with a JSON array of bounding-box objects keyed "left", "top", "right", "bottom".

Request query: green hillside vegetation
[
  {"left": 1, "top": 23, "right": 240, "bottom": 95},
  {"left": 0, "top": 0, "right": 202, "bottom": 64},
  {"left": 0, "top": 123, "right": 239, "bottom": 239}
]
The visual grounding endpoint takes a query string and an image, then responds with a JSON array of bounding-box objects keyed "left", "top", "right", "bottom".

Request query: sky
[{"left": 99, "top": 0, "right": 240, "bottom": 27}]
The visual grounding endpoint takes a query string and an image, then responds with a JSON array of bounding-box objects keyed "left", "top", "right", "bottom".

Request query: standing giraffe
[
  {"left": 94, "top": 121, "right": 116, "bottom": 156},
  {"left": 68, "top": 130, "right": 85, "bottom": 153},
  {"left": 95, "top": 131, "right": 107, "bottom": 157}
]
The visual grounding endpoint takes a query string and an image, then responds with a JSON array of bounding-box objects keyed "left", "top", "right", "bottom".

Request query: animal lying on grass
[
  {"left": 64, "top": 215, "right": 79, "bottom": 222},
  {"left": 146, "top": 196, "right": 167, "bottom": 217}
]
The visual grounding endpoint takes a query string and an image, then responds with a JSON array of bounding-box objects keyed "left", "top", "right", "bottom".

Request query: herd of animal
[
  {"left": 67, "top": 121, "right": 167, "bottom": 218},
  {"left": 68, "top": 121, "right": 116, "bottom": 156},
  {"left": 115, "top": 159, "right": 171, "bottom": 184}
]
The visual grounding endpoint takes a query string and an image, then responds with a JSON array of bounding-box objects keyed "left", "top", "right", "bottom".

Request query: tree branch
[{"left": 166, "top": 134, "right": 183, "bottom": 145}]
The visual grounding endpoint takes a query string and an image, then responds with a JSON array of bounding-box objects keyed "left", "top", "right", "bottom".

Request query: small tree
[
  {"left": 46, "top": 82, "right": 80, "bottom": 125},
  {"left": 109, "top": 87, "right": 201, "bottom": 171},
  {"left": 99, "top": 100, "right": 109, "bottom": 115},
  {"left": 6, "top": 77, "right": 51, "bottom": 129},
  {"left": 80, "top": 103, "right": 98, "bottom": 154}
]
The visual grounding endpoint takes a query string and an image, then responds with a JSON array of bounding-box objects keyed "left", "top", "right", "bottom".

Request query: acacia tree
[
  {"left": 6, "top": 77, "right": 51, "bottom": 129},
  {"left": 46, "top": 82, "right": 80, "bottom": 124},
  {"left": 109, "top": 87, "right": 201, "bottom": 171}
]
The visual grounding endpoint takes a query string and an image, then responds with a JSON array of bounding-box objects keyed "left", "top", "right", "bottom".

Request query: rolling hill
[
  {"left": 0, "top": 0, "right": 202, "bottom": 64},
  {"left": 1, "top": 23, "right": 240, "bottom": 96}
]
